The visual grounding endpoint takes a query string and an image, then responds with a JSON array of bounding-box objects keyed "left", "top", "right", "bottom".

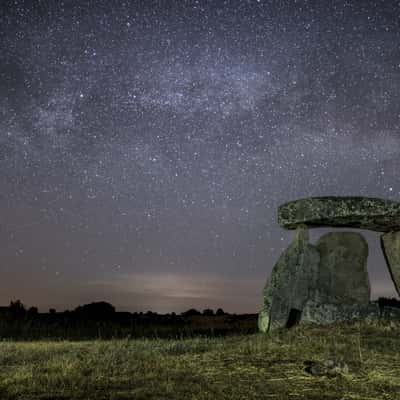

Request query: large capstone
[
  {"left": 314, "top": 232, "right": 370, "bottom": 305},
  {"left": 278, "top": 196, "right": 400, "bottom": 232},
  {"left": 381, "top": 231, "right": 400, "bottom": 296},
  {"left": 258, "top": 227, "right": 320, "bottom": 332}
]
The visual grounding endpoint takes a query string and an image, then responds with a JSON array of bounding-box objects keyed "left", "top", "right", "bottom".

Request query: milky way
[{"left": 1, "top": 0, "right": 400, "bottom": 313}]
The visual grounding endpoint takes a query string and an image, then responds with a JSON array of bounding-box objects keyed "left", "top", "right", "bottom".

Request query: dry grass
[{"left": 0, "top": 319, "right": 399, "bottom": 399}]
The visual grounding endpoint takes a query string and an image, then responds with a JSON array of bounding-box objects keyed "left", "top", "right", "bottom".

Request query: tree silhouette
[
  {"left": 27, "top": 307, "right": 38, "bottom": 318},
  {"left": 74, "top": 301, "right": 116, "bottom": 320},
  {"left": 181, "top": 308, "right": 201, "bottom": 317},
  {"left": 9, "top": 300, "right": 26, "bottom": 319}
]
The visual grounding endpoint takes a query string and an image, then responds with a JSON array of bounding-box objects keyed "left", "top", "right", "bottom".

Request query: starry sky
[{"left": 1, "top": 0, "right": 400, "bottom": 313}]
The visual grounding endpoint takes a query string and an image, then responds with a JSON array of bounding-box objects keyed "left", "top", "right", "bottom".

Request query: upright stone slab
[
  {"left": 258, "top": 227, "right": 320, "bottom": 332},
  {"left": 381, "top": 231, "right": 400, "bottom": 296},
  {"left": 314, "top": 232, "right": 370, "bottom": 305}
]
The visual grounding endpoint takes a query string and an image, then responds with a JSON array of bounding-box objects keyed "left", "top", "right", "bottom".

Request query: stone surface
[
  {"left": 306, "top": 360, "right": 349, "bottom": 377},
  {"left": 257, "top": 310, "right": 269, "bottom": 333},
  {"left": 278, "top": 196, "right": 400, "bottom": 232},
  {"left": 301, "top": 300, "right": 380, "bottom": 325},
  {"left": 381, "top": 306, "right": 400, "bottom": 320},
  {"left": 380, "top": 231, "right": 400, "bottom": 296},
  {"left": 314, "top": 232, "right": 370, "bottom": 306},
  {"left": 258, "top": 227, "right": 320, "bottom": 332}
]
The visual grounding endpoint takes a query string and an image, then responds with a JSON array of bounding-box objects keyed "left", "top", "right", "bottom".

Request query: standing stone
[
  {"left": 258, "top": 227, "right": 320, "bottom": 332},
  {"left": 314, "top": 232, "right": 370, "bottom": 305},
  {"left": 381, "top": 231, "right": 400, "bottom": 296}
]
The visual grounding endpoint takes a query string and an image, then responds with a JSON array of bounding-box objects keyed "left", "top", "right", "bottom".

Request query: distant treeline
[
  {"left": 1, "top": 297, "right": 398, "bottom": 340},
  {"left": 0, "top": 300, "right": 258, "bottom": 340}
]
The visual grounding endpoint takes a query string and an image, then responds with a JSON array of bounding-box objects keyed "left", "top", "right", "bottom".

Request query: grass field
[{"left": 0, "top": 320, "right": 399, "bottom": 400}]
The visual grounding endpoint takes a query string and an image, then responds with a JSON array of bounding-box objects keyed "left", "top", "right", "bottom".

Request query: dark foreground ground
[{"left": 0, "top": 319, "right": 399, "bottom": 400}]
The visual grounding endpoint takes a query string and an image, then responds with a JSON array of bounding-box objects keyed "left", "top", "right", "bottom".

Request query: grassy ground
[{"left": 0, "top": 320, "right": 399, "bottom": 400}]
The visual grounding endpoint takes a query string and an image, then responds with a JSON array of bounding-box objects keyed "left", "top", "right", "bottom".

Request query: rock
[
  {"left": 305, "top": 359, "right": 349, "bottom": 377},
  {"left": 278, "top": 196, "right": 400, "bottom": 232},
  {"left": 380, "top": 231, "right": 400, "bottom": 296},
  {"left": 381, "top": 306, "right": 400, "bottom": 321},
  {"left": 301, "top": 300, "right": 380, "bottom": 325},
  {"left": 258, "top": 309, "right": 269, "bottom": 333},
  {"left": 314, "top": 232, "right": 370, "bottom": 306},
  {"left": 258, "top": 227, "right": 320, "bottom": 332}
]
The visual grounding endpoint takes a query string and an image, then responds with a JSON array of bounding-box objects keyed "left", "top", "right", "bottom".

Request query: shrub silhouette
[
  {"left": 74, "top": 302, "right": 116, "bottom": 320},
  {"left": 181, "top": 308, "right": 201, "bottom": 317}
]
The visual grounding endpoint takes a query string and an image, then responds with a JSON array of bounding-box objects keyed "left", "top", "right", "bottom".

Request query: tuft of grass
[{"left": 0, "top": 320, "right": 399, "bottom": 399}]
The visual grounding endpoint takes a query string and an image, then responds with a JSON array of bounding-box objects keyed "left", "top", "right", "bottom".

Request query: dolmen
[{"left": 259, "top": 196, "right": 400, "bottom": 332}]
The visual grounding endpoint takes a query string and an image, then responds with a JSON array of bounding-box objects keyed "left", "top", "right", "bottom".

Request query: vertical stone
[
  {"left": 314, "top": 232, "right": 370, "bottom": 305},
  {"left": 258, "top": 227, "right": 320, "bottom": 332},
  {"left": 381, "top": 231, "right": 400, "bottom": 296}
]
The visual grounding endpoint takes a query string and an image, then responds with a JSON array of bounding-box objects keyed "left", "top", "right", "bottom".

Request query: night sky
[{"left": 1, "top": 0, "right": 400, "bottom": 313}]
